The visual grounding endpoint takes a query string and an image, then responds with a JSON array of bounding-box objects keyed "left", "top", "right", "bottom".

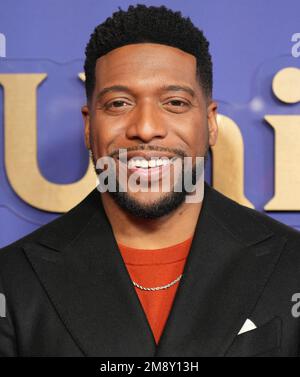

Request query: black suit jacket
[{"left": 1, "top": 183, "right": 300, "bottom": 357}]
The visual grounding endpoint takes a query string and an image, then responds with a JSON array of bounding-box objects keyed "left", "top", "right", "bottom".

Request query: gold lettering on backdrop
[
  {"left": 264, "top": 67, "right": 300, "bottom": 211},
  {"left": 78, "top": 72, "right": 85, "bottom": 81},
  {"left": 264, "top": 116, "right": 300, "bottom": 210},
  {"left": 0, "top": 74, "right": 95, "bottom": 213},
  {"left": 272, "top": 67, "right": 300, "bottom": 104},
  {"left": 211, "top": 115, "right": 254, "bottom": 208}
]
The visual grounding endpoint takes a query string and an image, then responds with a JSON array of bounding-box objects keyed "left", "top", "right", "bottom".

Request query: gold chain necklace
[{"left": 132, "top": 274, "right": 183, "bottom": 291}]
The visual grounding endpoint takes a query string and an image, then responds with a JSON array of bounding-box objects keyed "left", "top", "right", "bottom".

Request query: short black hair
[{"left": 84, "top": 4, "right": 213, "bottom": 101}]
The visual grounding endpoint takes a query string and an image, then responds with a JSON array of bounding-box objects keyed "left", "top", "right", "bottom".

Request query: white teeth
[
  {"left": 127, "top": 158, "right": 171, "bottom": 169},
  {"left": 148, "top": 160, "right": 156, "bottom": 168}
]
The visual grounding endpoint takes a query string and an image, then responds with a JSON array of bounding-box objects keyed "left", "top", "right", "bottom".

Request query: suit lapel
[
  {"left": 22, "top": 184, "right": 287, "bottom": 357},
  {"left": 155, "top": 184, "right": 287, "bottom": 356},
  {"left": 23, "top": 190, "right": 156, "bottom": 357}
]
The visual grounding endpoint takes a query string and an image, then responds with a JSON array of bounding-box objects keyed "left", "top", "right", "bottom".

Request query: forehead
[{"left": 94, "top": 43, "right": 198, "bottom": 90}]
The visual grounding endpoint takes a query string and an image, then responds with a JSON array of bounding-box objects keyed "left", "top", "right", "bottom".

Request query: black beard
[
  {"left": 109, "top": 184, "right": 186, "bottom": 219},
  {"left": 108, "top": 164, "right": 200, "bottom": 219}
]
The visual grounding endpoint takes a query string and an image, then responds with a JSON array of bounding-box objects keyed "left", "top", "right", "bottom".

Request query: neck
[{"left": 101, "top": 192, "right": 202, "bottom": 249}]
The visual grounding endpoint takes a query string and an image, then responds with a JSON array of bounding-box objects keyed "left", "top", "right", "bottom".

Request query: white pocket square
[{"left": 238, "top": 319, "right": 257, "bottom": 335}]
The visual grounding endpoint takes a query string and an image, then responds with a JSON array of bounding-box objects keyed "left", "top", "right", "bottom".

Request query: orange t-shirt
[{"left": 118, "top": 237, "right": 193, "bottom": 344}]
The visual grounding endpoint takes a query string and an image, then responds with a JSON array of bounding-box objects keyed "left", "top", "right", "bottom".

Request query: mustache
[{"left": 109, "top": 145, "right": 187, "bottom": 159}]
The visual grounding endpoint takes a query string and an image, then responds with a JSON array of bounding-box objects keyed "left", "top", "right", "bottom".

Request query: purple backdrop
[{"left": 0, "top": 0, "right": 300, "bottom": 247}]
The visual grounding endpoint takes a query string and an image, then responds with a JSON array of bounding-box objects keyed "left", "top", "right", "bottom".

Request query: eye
[
  {"left": 169, "top": 100, "right": 187, "bottom": 106},
  {"left": 105, "top": 100, "right": 130, "bottom": 110},
  {"left": 163, "top": 99, "right": 190, "bottom": 113}
]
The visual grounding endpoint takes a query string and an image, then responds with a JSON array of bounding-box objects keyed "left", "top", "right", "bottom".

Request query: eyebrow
[{"left": 95, "top": 84, "right": 195, "bottom": 101}]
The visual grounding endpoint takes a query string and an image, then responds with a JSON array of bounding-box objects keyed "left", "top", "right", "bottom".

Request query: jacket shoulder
[
  {"left": 0, "top": 188, "right": 100, "bottom": 263},
  {"left": 206, "top": 184, "right": 300, "bottom": 244}
]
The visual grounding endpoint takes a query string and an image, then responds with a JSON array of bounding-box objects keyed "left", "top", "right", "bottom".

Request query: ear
[
  {"left": 81, "top": 105, "right": 91, "bottom": 150},
  {"left": 207, "top": 100, "right": 218, "bottom": 147}
]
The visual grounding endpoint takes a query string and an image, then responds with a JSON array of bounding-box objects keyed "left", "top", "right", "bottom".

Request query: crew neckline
[{"left": 117, "top": 236, "right": 194, "bottom": 265}]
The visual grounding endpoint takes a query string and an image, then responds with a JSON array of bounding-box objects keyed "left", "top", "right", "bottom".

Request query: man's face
[{"left": 82, "top": 43, "right": 218, "bottom": 218}]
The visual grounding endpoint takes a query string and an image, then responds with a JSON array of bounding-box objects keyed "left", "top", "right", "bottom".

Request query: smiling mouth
[
  {"left": 116, "top": 156, "right": 179, "bottom": 179},
  {"left": 127, "top": 157, "right": 175, "bottom": 169}
]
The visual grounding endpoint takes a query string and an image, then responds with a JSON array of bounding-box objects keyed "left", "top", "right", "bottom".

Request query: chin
[
  {"left": 109, "top": 190, "right": 186, "bottom": 219},
  {"left": 126, "top": 191, "right": 170, "bottom": 205}
]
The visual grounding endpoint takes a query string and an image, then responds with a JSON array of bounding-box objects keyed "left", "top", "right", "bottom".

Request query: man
[{"left": 0, "top": 4, "right": 300, "bottom": 357}]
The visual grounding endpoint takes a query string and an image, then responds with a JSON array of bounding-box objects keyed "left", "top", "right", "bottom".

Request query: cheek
[
  {"left": 90, "top": 115, "right": 121, "bottom": 156},
  {"left": 176, "top": 119, "right": 208, "bottom": 156}
]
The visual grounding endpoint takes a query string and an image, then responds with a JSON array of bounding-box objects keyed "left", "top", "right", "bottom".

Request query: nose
[{"left": 125, "top": 100, "right": 168, "bottom": 142}]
